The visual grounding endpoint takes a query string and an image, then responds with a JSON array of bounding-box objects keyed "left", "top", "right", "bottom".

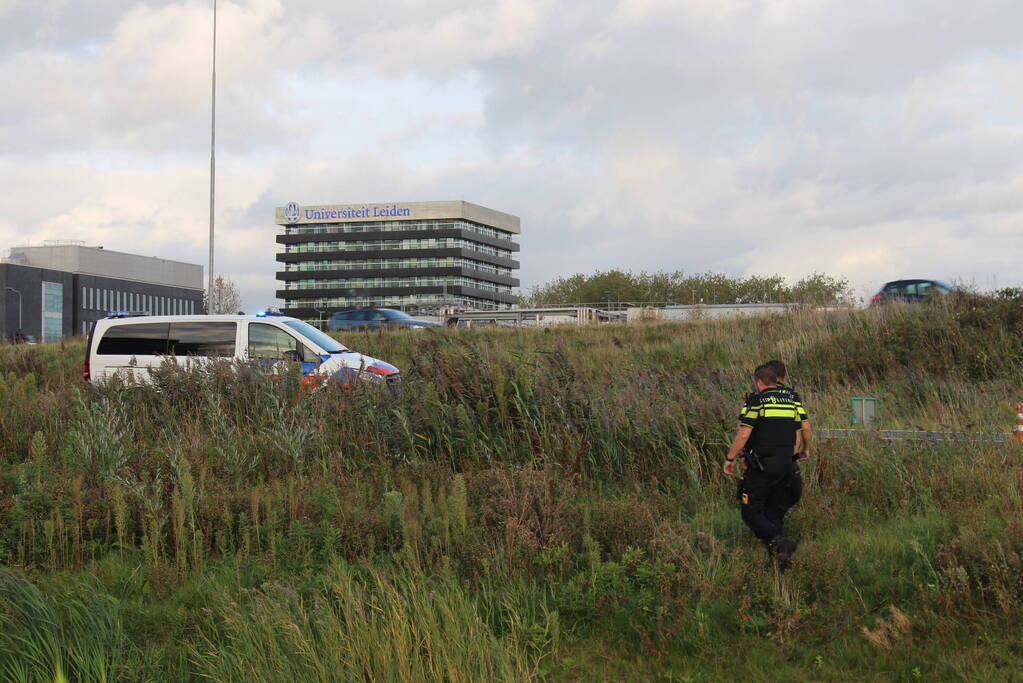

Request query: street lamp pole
[
  {"left": 5, "top": 287, "right": 21, "bottom": 331},
  {"left": 207, "top": 0, "right": 217, "bottom": 311}
]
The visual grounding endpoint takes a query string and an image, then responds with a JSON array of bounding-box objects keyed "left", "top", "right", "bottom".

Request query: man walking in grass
[
  {"left": 765, "top": 359, "right": 810, "bottom": 528},
  {"left": 723, "top": 363, "right": 812, "bottom": 569}
]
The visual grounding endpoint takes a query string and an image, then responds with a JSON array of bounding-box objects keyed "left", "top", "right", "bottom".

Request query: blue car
[
  {"left": 870, "top": 279, "right": 953, "bottom": 305},
  {"left": 327, "top": 308, "right": 441, "bottom": 331}
]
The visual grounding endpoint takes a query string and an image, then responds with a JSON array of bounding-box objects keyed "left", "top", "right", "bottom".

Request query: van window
[
  {"left": 97, "top": 323, "right": 170, "bottom": 355},
  {"left": 284, "top": 320, "right": 346, "bottom": 353},
  {"left": 248, "top": 323, "right": 314, "bottom": 361},
  {"left": 168, "top": 322, "right": 236, "bottom": 357}
]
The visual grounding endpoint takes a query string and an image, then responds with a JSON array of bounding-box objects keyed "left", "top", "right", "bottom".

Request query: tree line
[{"left": 521, "top": 270, "right": 855, "bottom": 308}]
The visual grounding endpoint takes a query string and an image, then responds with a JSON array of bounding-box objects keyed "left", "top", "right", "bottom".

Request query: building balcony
[{"left": 276, "top": 247, "right": 519, "bottom": 271}]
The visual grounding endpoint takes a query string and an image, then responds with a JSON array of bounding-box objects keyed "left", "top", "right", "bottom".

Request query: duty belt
[{"left": 743, "top": 451, "right": 790, "bottom": 470}]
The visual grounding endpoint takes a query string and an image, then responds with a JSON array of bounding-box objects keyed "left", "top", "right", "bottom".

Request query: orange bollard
[{"left": 1015, "top": 404, "right": 1023, "bottom": 443}]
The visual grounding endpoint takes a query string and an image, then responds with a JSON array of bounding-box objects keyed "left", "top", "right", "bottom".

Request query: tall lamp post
[
  {"left": 5, "top": 286, "right": 21, "bottom": 332},
  {"left": 207, "top": 0, "right": 217, "bottom": 312}
]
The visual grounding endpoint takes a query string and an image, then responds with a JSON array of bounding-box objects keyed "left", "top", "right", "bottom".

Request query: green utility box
[{"left": 850, "top": 397, "right": 879, "bottom": 425}]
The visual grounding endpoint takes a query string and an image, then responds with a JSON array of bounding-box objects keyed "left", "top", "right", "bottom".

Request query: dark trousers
[
  {"left": 766, "top": 460, "right": 802, "bottom": 534},
  {"left": 739, "top": 456, "right": 798, "bottom": 541}
]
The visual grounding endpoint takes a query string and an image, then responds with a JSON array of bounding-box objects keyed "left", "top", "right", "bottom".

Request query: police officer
[
  {"left": 764, "top": 359, "right": 810, "bottom": 535},
  {"left": 723, "top": 363, "right": 811, "bottom": 569}
]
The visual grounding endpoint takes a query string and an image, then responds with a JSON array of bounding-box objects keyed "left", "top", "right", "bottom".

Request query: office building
[
  {"left": 1, "top": 243, "right": 204, "bottom": 342},
  {"left": 275, "top": 200, "right": 519, "bottom": 317}
]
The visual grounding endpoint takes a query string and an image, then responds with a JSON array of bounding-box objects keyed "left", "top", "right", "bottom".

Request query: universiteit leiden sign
[
  {"left": 275, "top": 200, "right": 522, "bottom": 234},
  {"left": 281, "top": 201, "right": 410, "bottom": 223}
]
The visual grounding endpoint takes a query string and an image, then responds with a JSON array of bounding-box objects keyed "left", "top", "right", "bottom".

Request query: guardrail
[{"left": 817, "top": 428, "right": 1011, "bottom": 443}]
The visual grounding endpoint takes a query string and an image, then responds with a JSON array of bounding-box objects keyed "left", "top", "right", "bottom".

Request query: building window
[{"left": 42, "top": 281, "right": 63, "bottom": 343}]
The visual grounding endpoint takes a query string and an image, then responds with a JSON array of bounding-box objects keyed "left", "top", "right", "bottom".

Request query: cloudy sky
[{"left": 3, "top": 0, "right": 1022, "bottom": 310}]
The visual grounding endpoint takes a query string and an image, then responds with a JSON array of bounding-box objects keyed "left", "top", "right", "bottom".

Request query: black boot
[{"left": 770, "top": 536, "right": 798, "bottom": 571}]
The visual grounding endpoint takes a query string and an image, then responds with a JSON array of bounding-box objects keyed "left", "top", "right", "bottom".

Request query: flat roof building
[
  {"left": 275, "top": 200, "right": 520, "bottom": 317},
  {"left": 1, "top": 244, "right": 204, "bottom": 342}
]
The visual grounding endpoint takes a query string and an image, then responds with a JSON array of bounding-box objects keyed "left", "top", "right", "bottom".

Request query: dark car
[
  {"left": 326, "top": 308, "right": 441, "bottom": 331},
  {"left": 870, "top": 279, "right": 953, "bottom": 305}
]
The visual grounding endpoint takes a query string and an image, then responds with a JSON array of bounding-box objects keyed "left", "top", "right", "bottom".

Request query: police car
[{"left": 83, "top": 311, "right": 400, "bottom": 386}]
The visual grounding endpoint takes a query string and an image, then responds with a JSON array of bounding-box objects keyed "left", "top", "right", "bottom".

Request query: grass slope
[{"left": 0, "top": 293, "right": 1022, "bottom": 681}]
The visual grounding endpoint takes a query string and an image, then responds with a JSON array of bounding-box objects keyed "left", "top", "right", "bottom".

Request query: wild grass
[
  {"left": 0, "top": 292, "right": 1022, "bottom": 679},
  {"left": 0, "top": 568, "right": 137, "bottom": 682},
  {"left": 192, "top": 565, "right": 535, "bottom": 682}
]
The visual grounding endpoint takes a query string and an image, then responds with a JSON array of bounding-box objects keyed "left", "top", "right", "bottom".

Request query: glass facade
[
  {"left": 281, "top": 218, "right": 516, "bottom": 241},
  {"left": 283, "top": 256, "right": 512, "bottom": 276},
  {"left": 288, "top": 293, "right": 504, "bottom": 310},
  {"left": 283, "top": 275, "right": 510, "bottom": 294},
  {"left": 41, "top": 282, "right": 63, "bottom": 342},
  {"left": 276, "top": 206, "right": 519, "bottom": 317},
  {"left": 282, "top": 238, "right": 513, "bottom": 259}
]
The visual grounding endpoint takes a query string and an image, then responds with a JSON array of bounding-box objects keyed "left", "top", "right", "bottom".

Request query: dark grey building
[
  {"left": 275, "top": 200, "right": 520, "bottom": 317},
  {"left": 1, "top": 245, "right": 204, "bottom": 342}
]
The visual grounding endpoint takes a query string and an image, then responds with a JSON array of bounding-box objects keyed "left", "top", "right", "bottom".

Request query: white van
[{"left": 83, "top": 313, "right": 400, "bottom": 385}]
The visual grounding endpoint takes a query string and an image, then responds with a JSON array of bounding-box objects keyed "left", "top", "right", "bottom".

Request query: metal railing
[{"left": 817, "top": 428, "right": 1010, "bottom": 443}]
